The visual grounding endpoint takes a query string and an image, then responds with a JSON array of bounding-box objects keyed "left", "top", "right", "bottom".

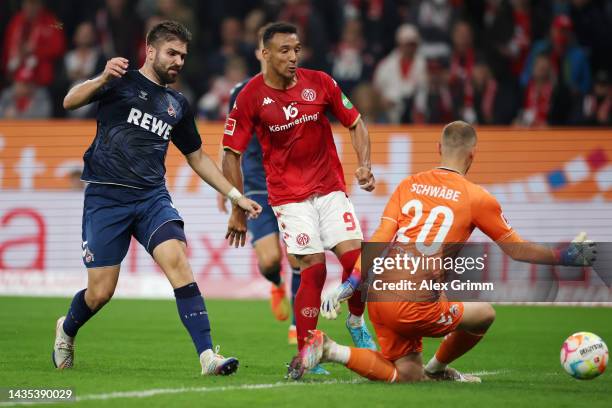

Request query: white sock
[
  {"left": 327, "top": 341, "right": 351, "bottom": 365},
  {"left": 347, "top": 313, "right": 364, "bottom": 328},
  {"left": 425, "top": 356, "right": 447, "bottom": 373}
]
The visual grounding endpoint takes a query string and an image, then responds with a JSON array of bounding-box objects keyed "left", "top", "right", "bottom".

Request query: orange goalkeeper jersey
[{"left": 379, "top": 167, "right": 515, "bottom": 247}]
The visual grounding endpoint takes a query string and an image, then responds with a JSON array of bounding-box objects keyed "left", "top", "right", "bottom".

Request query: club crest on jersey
[
  {"left": 301, "top": 88, "right": 316, "bottom": 102},
  {"left": 167, "top": 102, "right": 176, "bottom": 117}
]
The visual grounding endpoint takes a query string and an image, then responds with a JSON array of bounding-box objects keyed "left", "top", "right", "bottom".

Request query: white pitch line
[
  {"left": 0, "top": 379, "right": 364, "bottom": 407},
  {"left": 0, "top": 371, "right": 508, "bottom": 406},
  {"left": 467, "top": 370, "right": 509, "bottom": 376}
]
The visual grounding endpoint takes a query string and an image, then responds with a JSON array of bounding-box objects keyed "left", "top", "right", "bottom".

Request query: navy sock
[
  {"left": 63, "top": 289, "right": 96, "bottom": 337},
  {"left": 261, "top": 263, "right": 282, "bottom": 286},
  {"left": 174, "top": 282, "right": 212, "bottom": 355},
  {"left": 291, "top": 268, "right": 301, "bottom": 326}
]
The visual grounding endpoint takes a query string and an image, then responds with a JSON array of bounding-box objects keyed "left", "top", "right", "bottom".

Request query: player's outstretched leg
[
  {"left": 153, "top": 237, "right": 238, "bottom": 376},
  {"left": 337, "top": 246, "right": 376, "bottom": 350},
  {"left": 289, "top": 330, "right": 397, "bottom": 381},
  {"left": 424, "top": 302, "right": 495, "bottom": 382},
  {"left": 53, "top": 265, "right": 119, "bottom": 369}
]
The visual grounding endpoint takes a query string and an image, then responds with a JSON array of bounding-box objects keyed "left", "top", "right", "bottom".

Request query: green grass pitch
[{"left": 1, "top": 296, "right": 611, "bottom": 407}]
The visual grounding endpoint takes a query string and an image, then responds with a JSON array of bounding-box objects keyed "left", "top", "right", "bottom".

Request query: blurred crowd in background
[{"left": 1, "top": 0, "right": 611, "bottom": 126}]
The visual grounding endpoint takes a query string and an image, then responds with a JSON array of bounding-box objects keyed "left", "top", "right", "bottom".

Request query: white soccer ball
[{"left": 560, "top": 332, "right": 608, "bottom": 380}]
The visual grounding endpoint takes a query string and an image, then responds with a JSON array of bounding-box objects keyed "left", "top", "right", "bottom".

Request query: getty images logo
[{"left": 282, "top": 102, "right": 299, "bottom": 121}]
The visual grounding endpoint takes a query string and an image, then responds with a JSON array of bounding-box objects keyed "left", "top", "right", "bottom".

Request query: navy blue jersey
[
  {"left": 228, "top": 79, "right": 267, "bottom": 195},
  {"left": 82, "top": 70, "right": 202, "bottom": 189}
]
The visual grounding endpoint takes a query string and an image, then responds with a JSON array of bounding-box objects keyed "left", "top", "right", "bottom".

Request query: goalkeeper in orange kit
[{"left": 291, "top": 121, "right": 597, "bottom": 382}]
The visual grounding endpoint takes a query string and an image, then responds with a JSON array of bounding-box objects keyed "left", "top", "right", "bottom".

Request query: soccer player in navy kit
[{"left": 52, "top": 21, "right": 261, "bottom": 376}]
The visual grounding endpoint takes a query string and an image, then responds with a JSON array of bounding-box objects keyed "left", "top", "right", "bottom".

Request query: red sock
[
  {"left": 294, "top": 263, "right": 326, "bottom": 350},
  {"left": 339, "top": 248, "right": 365, "bottom": 317}
]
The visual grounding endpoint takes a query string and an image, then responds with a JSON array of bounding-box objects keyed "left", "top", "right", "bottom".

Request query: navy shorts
[
  {"left": 81, "top": 183, "right": 184, "bottom": 268},
  {"left": 246, "top": 193, "right": 279, "bottom": 245}
]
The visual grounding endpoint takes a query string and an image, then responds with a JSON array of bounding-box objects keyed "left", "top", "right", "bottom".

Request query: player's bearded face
[
  {"left": 152, "top": 40, "right": 187, "bottom": 84},
  {"left": 266, "top": 33, "right": 301, "bottom": 80}
]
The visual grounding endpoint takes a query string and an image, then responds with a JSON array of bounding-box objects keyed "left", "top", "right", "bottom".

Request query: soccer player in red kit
[{"left": 221, "top": 22, "right": 377, "bottom": 368}]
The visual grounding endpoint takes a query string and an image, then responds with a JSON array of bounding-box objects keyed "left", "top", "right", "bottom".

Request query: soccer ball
[{"left": 560, "top": 332, "right": 608, "bottom": 379}]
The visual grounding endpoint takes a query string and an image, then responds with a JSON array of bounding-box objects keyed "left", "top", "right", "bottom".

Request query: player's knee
[
  {"left": 163, "top": 250, "right": 190, "bottom": 274},
  {"left": 481, "top": 303, "right": 496, "bottom": 328},
  {"left": 475, "top": 303, "right": 496, "bottom": 332},
  {"left": 86, "top": 288, "right": 114, "bottom": 310},
  {"left": 395, "top": 365, "right": 424, "bottom": 383},
  {"left": 297, "top": 253, "right": 326, "bottom": 269},
  {"left": 258, "top": 253, "right": 282, "bottom": 275}
]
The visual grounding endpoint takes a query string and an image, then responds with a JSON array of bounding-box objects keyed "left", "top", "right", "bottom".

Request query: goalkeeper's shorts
[{"left": 368, "top": 299, "right": 464, "bottom": 361}]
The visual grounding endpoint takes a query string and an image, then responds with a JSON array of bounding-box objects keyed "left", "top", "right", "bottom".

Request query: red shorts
[{"left": 368, "top": 300, "right": 464, "bottom": 361}]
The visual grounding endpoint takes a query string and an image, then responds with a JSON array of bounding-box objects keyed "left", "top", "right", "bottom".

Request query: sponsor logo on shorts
[
  {"left": 296, "top": 233, "right": 310, "bottom": 247},
  {"left": 436, "top": 313, "right": 453, "bottom": 326},
  {"left": 301, "top": 88, "right": 316, "bottom": 101},
  {"left": 82, "top": 241, "right": 95, "bottom": 263},
  {"left": 449, "top": 304, "right": 460, "bottom": 317},
  {"left": 301, "top": 307, "right": 319, "bottom": 318}
]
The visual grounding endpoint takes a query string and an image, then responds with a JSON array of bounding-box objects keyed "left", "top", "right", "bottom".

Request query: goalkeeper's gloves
[
  {"left": 320, "top": 275, "right": 359, "bottom": 320},
  {"left": 554, "top": 232, "right": 597, "bottom": 266}
]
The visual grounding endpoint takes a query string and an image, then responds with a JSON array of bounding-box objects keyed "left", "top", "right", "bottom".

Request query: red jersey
[{"left": 222, "top": 68, "right": 361, "bottom": 206}]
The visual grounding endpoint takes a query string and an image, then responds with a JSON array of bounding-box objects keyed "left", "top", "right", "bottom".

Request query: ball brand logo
[
  {"left": 301, "top": 307, "right": 319, "bottom": 318},
  {"left": 296, "top": 233, "right": 310, "bottom": 247},
  {"left": 301, "top": 88, "right": 316, "bottom": 102},
  {"left": 282, "top": 103, "right": 299, "bottom": 121}
]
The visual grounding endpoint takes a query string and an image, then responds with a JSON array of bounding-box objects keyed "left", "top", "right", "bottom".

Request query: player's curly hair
[
  {"left": 261, "top": 22, "right": 298, "bottom": 46},
  {"left": 146, "top": 20, "right": 192, "bottom": 47}
]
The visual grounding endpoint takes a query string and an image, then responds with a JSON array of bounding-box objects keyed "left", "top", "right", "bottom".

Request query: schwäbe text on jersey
[{"left": 126, "top": 107, "right": 173, "bottom": 140}]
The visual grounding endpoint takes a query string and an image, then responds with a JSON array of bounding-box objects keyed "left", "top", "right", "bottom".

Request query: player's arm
[
  {"left": 217, "top": 81, "right": 246, "bottom": 214},
  {"left": 323, "top": 71, "right": 375, "bottom": 192},
  {"left": 185, "top": 148, "right": 260, "bottom": 220},
  {"left": 216, "top": 143, "right": 230, "bottom": 213},
  {"left": 349, "top": 117, "right": 375, "bottom": 192},
  {"left": 221, "top": 89, "right": 256, "bottom": 247},
  {"left": 221, "top": 148, "right": 248, "bottom": 247},
  {"left": 63, "top": 57, "right": 128, "bottom": 110},
  {"left": 497, "top": 231, "right": 596, "bottom": 266},
  {"left": 475, "top": 192, "right": 596, "bottom": 266}
]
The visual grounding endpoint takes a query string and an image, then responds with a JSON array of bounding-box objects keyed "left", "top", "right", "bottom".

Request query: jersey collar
[
  {"left": 137, "top": 69, "right": 168, "bottom": 88},
  {"left": 436, "top": 166, "right": 464, "bottom": 175}
]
